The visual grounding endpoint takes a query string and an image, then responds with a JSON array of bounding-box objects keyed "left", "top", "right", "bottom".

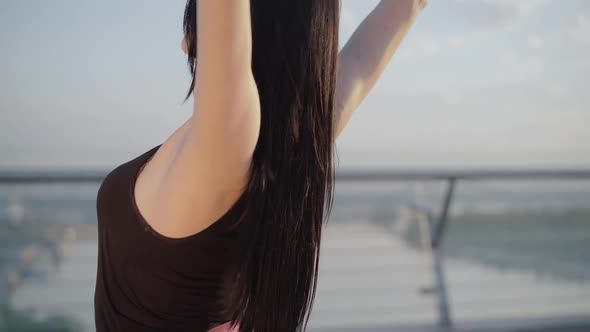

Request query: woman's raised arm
[
  {"left": 152, "top": 1, "right": 260, "bottom": 239},
  {"left": 194, "top": 0, "right": 257, "bottom": 117},
  {"left": 334, "top": 0, "right": 428, "bottom": 140}
]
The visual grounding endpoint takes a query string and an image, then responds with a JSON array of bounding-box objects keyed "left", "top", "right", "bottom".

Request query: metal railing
[
  {"left": 1, "top": 168, "right": 590, "bottom": 331},
  {"left": 334, "top": 168, "right": 590, "bottom": 329}
]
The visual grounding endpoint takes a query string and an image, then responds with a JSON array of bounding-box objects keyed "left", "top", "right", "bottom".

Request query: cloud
[
  {"left": 393, "top": 35, "right": 466, "bottom": 62},
  {"left": 528, "top": 35, "right": 544, "bottom": 49},
  {"left": 415, "top": 39, "right": 441, "bottom": 56},
  {"left": 448, "top": 35, "right": 466, "bottom": 48},
  {"left": 566, "top": 13, "right": 590, "bottom": 46},
  {"left": 340, "top": 6, "right": 357, "bottom": 32},
  {"left": 545, "top": 81, "right": 570, "bottom": 98},
  {"left": 451, "top": 0, "right": 548, "bottom": 28},
  {"left": 394, "top": 0, "right": 548, "bottom": 62}
]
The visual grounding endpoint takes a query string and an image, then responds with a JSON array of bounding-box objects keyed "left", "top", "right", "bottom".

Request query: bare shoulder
[
  {"left": 133, "top": 110, "right": 255, "bottom": 240},
  {"left": 137, "top": 100, "right": 258, "bottom": 242},
  {"left": 132, "top": 119, "right": 194, "bottom": 239}
]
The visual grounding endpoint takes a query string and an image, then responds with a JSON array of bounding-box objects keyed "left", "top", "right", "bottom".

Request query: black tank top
[{"left": 94, "top": 144, "right": 247, "bottom": 331}]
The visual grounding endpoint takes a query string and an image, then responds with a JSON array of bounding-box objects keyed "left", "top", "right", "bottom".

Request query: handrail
[
  {"left": 1, "top": 168, "right": 590, "bottom": 183},
  {"left": 2, "top": 168, "right": 589, "bottom": 330},
  {"left": 334, "top": 169, "right": 590, "bottom": 180}
]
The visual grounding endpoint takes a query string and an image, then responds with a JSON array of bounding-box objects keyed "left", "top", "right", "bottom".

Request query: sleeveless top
[{"left": 94, "top": 143, "right": 246, "bottom": 332}]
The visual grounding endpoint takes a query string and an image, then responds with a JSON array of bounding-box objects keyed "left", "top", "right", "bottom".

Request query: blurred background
[{"left": 1, "top": 0, "right": 589, "bottom": 331}]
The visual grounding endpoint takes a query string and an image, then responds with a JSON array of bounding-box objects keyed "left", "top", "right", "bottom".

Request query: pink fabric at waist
[{"left": 207, "top": 321, "right": 240, "bottom": 332}]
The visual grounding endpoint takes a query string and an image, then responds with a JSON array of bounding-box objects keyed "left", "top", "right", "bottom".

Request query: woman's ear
[{"left": 181, "top": 37, "right": 188, "bottom": 55}]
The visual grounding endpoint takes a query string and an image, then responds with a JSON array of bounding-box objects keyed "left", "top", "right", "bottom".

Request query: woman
[{"left": 94, "top": 1, "right": 428, "bottom": 331}]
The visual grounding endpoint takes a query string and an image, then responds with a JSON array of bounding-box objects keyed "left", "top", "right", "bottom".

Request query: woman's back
[{"left": 93, "top": 143, "right": 246, "bottom": 331}]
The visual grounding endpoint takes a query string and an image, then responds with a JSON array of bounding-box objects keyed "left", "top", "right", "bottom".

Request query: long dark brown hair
[{"left": 183, "top": 1, "right": 340, "bottom": 331}]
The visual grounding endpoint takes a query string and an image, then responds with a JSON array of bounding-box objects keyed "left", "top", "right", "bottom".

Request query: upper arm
[
  {"left": 153, "top": 1, "right": 260, "bottom": 236},
  {"left": 333, "top": 51, "right": 365, "bottom": 141},
  {"left": 333, "top": 1, "right": 421, "bottom": 141},
  {"left": 187, "top": 0, "right": 259, "bottom": 189}
]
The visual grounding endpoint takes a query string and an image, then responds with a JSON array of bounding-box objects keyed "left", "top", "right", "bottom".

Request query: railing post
[
  {"left": 432, "top": 178, "right": 456, "bottom": 249},
  {"left": 427, "top": 177, "right": 456, "bottom": 329},
  {"left": 427, "top": 209, "right": 453, "bottom": 329}
]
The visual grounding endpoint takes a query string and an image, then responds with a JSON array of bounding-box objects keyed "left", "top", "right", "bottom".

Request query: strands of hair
[{"left": 183, "top": 1, "right": 340, "bottom": 331}]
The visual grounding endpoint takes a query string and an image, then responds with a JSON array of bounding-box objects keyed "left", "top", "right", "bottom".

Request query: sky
[{"left": 1, "top": 0, "right": 589, "bottom": 171}]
